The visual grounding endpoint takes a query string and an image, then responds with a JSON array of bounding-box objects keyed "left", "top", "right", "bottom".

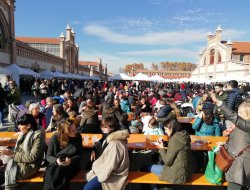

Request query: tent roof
[
  {"left": 0, "top": 67, "right": 11, "bottom": 75},
  {"left": 5, "top": 64, "right": 34, "bottom": 76},
  {"left": 109, "top": 73, "right": 131, "bottom": 80},
  {"left": 133, "top": 73, "right": 151, "bottom": 81}
]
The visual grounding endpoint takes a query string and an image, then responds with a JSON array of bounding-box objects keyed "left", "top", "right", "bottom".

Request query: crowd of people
[{"left": 0, "top": 75, "right": 249, "bottom": 190}]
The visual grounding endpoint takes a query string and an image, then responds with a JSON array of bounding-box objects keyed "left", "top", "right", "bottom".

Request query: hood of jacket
[{"left": 107, "top": 129, "right": 129, "bottom": 143}]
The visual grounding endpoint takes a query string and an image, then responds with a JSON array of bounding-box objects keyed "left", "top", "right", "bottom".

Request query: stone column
[
  {"left": 59, "top": 33, "right": 65, "bottom": 59},
  {"left": 225, "top": 40, "right": 233, "bottom": 76},
  {"left": 7, "top": 0, "right": 16, "bottom": 64},
  {"left": 213, "top": 49, "right": 218, "bottom": 79},
  {"left": 205, "top": 52, "right": 210, "bottom": 80}
]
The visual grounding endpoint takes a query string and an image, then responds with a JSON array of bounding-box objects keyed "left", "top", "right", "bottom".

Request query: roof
[
  {"left": 232, "top": 42, "right": 250, "bottom": 54},
  {"left": 16, "top": 37, "right": 60, "bottom": 44},
  {"left": 135, "top": 69, "right": 192, "bottom": 73},
  {"left": 79, "top": 61, "right": 99, "bottom": 66}
]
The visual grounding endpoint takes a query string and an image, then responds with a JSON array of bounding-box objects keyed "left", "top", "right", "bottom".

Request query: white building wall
[
  {"left": 0, "top": 52, "right": 10, "bottom": 64},
  {"left": 16, "top": 56, "right": 63, "bottom": 72}
]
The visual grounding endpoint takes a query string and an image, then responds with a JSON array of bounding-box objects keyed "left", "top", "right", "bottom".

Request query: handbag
[{"left": 215, "top": 144, "right": 250, "bottom": 172}]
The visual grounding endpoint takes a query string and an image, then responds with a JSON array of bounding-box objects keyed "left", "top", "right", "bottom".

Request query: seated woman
[
  {"left": 192, "top": 108, "right": 221, "bottom": 136},
  {"left": 29, "top": 103, "right": 46, "bottom": 130},
  {"left": 84, "top": 117, "right": 129, "bottom": 190},
  {"left": 43, "top": 119, "right": 83, "bottom": 190},
  {"left": 79, "top": 99, "right": 100, "bottom": 134},
  {"left": 147, "top": 119, "right": 192, "bottom": 186},
  {"left": 46, "top": 104, "right": 68, "bottom": 132},
  {"left": 0, "top": 114, "right": 46, "bottom": 189}
]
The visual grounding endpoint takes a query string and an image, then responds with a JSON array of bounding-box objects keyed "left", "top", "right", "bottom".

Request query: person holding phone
[
  {"left": 43, "top": 119, "right": 83, "bottom": 190},
  {"left": 146, "top": 119, "right": 192, "bottom": 189},
  {"left": 0, "top": 114, "right": 46, "bottom": 189}
]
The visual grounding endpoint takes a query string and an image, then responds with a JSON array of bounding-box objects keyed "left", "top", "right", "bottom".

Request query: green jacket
[
  {"left": 14, "top": 130, "right": 46, "bottom": 179},
  {"left": 159, "top": 130, "right": 192, "bottom": 183}
]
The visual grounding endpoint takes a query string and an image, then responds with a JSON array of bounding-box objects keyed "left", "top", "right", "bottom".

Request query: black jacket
[{"left": 225, "top": 88, "right": 243, "bottom": 112}]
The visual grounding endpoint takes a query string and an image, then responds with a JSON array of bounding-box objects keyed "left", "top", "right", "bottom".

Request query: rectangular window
[{"left": 240, "top": 54, "right": 244, "bottom": 61}]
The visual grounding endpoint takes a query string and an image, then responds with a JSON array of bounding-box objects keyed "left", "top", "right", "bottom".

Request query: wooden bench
[{"left": 18, "top": 171, "right": 228, "bottom": 186}]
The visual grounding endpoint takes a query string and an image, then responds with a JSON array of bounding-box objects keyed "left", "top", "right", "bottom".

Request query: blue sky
[{"left": 15, "top": 0, "right": 250, "bottom": 74}]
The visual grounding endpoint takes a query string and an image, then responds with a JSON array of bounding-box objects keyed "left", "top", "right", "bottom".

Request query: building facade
[
  {"left": 192, "top": 26, "right": 250, "bottom": 80},
  {"left": 0, "top": 0, "right": 108, "bottom": 78},
  {"left": 16, "top": 24, "right": 79, "bottom": 74},
  {"left": 79, "top": 59, "right": 108, "bottom": 80},
  {"left": 129, "top": 69, "right": 192, "bottom": 79}
]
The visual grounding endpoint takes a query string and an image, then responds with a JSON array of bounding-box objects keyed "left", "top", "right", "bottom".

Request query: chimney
[
  {"left": 66, "top": 24, "right": 71, "bottom": 41},
  {"left": 216, "top": 25, "right": 222, "bottom": 42}
]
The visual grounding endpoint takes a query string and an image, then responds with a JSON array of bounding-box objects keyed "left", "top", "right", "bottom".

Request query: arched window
[
  {"left": 210, "top": 49, "right": 215, "bottom": 64},
  {"left": 218, "top": 51, "right": 222, "bottom": 63},
  {"left": 0, "top": 25, "right": 4, "bottom": 49}
]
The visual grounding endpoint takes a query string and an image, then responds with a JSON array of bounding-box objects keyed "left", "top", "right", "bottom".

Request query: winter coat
[
  {"left": 219, "top": 103, "right": 250, "bottom": 186},
  {"left": 225, "top": 88, "right": 243, "bottom": 112},
  {"left": 159, "top": 130, "right": 192, "bottom": 183},
  {"left": 192, "top": 117, "right": 221, "bottom": 136},
  {"left": 120, "top": 99, "right": 131, "bottom": 113},
  {"left": 44, "top": 133, "right": 83, "bottom": 190},
  {"left": 90, "top": 130, "right": 130, "bottom": 190},
  {"left": 80, "top": 108, "right": 100, "bottom": 133},
  {"left": 14, "top": 130, "right": 46, "bottom": 179},
  {"left": 0, "top": 87, "right": 6, "bottom": 108}
]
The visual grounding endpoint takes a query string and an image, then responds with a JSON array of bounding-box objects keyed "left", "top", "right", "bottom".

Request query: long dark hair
[
  {"left": 163, "top": 119, "right": 183, "bottom": 138},
  {"left": 203, "top": 109, "right": 213, "bottom": 125}
]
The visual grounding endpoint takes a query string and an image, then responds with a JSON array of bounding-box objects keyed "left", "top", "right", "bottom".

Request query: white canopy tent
[
  {"left": 26, "top": 68, "right": 40, "bottom": 78},
  {"left": 109, "top": 73, "right": 132, "bottom": 81},
  {"left": 53, "top": 71, "right": 66, "bottom": 78},
  {"left": 5, "top": 64, "right": 35, "bottom": 86},
  {"left": 40, "top": 70, "right": 55, "bottom": 79},
  {"left": 0, "top": 67, "right": 11, "bottom": 75},
  {"left": 0, "top": 67, "right": 11, "bottom": 86},
  {"left": 133, "top": 73, "right": 151, "bottom": 81},
  {"left": 150, "top": 74, "right": 165, "bottom": 82},
  {"left": 88, "top": 76, "right": 100, "bottom": 80}
]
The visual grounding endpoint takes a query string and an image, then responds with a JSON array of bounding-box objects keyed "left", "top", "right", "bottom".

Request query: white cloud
[
  {"left": 119, "top": 48, "right": 197, "bottom": 58},
  {"left": 222, "top": 29, "right": 248, "bottom": 40},
  {"left": 83, "top": 24, "right": 207, "bottom": 45}
]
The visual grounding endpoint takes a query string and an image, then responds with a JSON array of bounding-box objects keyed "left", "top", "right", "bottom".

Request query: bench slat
[{"left": 18, "top": 171, "right": 228, "bottom": 186}]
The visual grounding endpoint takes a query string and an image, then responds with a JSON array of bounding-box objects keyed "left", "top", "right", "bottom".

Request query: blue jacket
[
  {"left": 120, "top": 99, "right": 131, "bottom": 113},
  {"left": 192, "top": 117, "right": 221, "bottom": 136}
]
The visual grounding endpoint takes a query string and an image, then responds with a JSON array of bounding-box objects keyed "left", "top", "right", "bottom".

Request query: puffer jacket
[
  {"left": 159, "top": 130, "right": 192, "bottom": 183},
  {"left": 192, "top": 117, "right": 221, "bottom": 136},
  {"left": 225, "top": 88, "right": 243, "bottom": 111}
]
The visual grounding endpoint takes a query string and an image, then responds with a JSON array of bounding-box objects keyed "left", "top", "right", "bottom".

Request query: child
[{"left": 144, "top": 117, "right": 164, "bottom": 135}]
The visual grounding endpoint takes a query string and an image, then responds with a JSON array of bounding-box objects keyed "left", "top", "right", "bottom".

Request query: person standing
[{"left": 0, "top": 83, "right": 6, "bottom": 126}]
